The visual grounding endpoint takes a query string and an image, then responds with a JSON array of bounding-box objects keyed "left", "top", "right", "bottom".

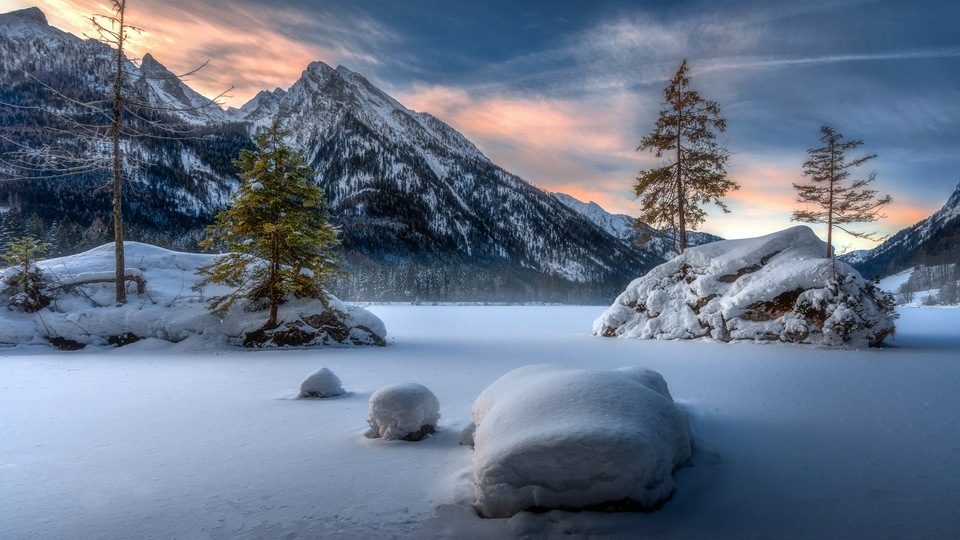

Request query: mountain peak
[
  {"left": 305, "top": 61, "right": 335, "bottom": 76},
  {"left": 1, "top": 7, "right": 48, "bottom": 25},
  {"left": 138, "top": 53, "right": 170, "bottom": 76},
  {"left": 947, "top": 181, "right": 960, "bottom": 205}
]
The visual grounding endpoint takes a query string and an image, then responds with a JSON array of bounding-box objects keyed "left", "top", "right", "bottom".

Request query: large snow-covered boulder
[
  {"left": 0, "top": 242, "right": 387, "bottom": 349},
  {"left": 595, "top": 226, "right": 896, "bottom": 348},
  {"left": 366, "top": 383, "right": 441, "bottom": 441},
  {"left": 462, "top": 364, "right": 691, "bottom": 518}
]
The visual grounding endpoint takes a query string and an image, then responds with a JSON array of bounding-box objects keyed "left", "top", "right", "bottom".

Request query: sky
[{"left": 4, "top": 0, "right": 960, "bottom": 251}]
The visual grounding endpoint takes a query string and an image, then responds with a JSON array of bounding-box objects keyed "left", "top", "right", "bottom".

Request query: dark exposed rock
[
  {"left": 108, "top": 333, "right": 143, "bottom": 347},
  {"left": 740, "top": 288, "right": 804, "bottom": 322},
  {"left": 243, "top": 312, "right": 386, "bottom": 348},
  {"left": 46, "top": 336, "right": 85, "bottom": 350}
]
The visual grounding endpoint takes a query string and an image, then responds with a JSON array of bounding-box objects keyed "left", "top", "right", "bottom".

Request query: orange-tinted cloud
[{"left": 399, "top": 85, "right": 651, "bottom": 214}]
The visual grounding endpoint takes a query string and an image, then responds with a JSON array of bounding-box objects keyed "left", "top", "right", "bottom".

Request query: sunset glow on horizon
[{"left": 6, "top": 0, "right": 958, "bottom": 252}]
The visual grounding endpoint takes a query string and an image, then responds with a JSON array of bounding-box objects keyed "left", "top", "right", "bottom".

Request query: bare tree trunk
[
  {"left": 825, "top": 141, "right": 835, "bottom": 260},
  {"left": 676, "top": 112, "right": 687, "bottom": 253},
  {"left": 267, "top": 230, "right": 280, "bottom": 328},
  {"left": 111, "top": 0, "right": 127, "bottom": 305}
]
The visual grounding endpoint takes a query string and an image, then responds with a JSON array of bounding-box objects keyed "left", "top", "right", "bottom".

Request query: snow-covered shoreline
[
  {"left": 2, "top": 305, "right": 958, "bottom": 539},
  {"left": 0, "top": 242, "right": 386, "bottom": 348}
]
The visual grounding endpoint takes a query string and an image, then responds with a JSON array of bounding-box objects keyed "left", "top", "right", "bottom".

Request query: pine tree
[
  {"left": 196, "top": 122, "right": 341, "bottom": 329},
  {"left": 635, "top": 59, "right": 738, "bottom": 254},
  {"left": 2, "top": 236, "right": 51, "bottom": 312},
  {"left": 792, "top": 126, "right": 892, "bottom": 259}
]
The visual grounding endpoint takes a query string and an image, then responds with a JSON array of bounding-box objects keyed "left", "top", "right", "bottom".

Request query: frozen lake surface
[{"left": 2, "top": 305, "right": 959, "bottom": 539}]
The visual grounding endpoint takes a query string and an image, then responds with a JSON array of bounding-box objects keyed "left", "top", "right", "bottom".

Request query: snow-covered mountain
[
  {"left": 852, "top": 182, "right": 960, "bottom": 278},
  {"left": 0, "top": 7, "right": 247, "bottom": 234},
  {"left": 254, "top": 61, "right": 662, "bottom": 289},
  {"left": 551, "top": 192, "right": 723, "bottom": 259},
  {"left": 135, "top": 53, "right": 238, "bottom": 124},
  {"left": 0, "top": 7, "right": 660, "bottom": 301}
]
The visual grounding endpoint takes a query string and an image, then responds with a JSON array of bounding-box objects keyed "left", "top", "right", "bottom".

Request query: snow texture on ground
[
  {"left": 2, "top": 305, "right": 959, "bottom": 539},
  {"left": 464, "top": 364, "right": 691, "bottom": 517}
]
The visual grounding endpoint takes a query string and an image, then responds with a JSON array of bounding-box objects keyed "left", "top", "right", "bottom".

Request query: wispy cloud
[{"left": 701, "top": 47, "right": 960, "bottom": 74}]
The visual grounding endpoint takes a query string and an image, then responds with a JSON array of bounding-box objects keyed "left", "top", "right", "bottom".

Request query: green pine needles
[
  {"left": 196, "top": 122, "right": 342, "bottom": 329},
  {"left": 2, "top": 236, "right": 51, "bottom": 312}
]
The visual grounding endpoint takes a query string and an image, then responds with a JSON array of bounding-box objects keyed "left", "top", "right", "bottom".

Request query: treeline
[
  {"left": 896, "top": 264, "right": 960, "bottom": 305},
  {"left": 331, "top": 258, "right": 624, "bottom": 304},
  {"left": 0, "top": 207, "right": 207, "bottom": 257},
  {"left": 0, "top": 211, "right": 623, "bottom": 303}
]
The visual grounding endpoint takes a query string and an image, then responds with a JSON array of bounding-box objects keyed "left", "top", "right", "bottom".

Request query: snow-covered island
[
  {"left": 595, "top": 226, "right": 897, "bottom": 348},
  {"left": 0, "top": 242, "right": 386, "bottom": 348}
]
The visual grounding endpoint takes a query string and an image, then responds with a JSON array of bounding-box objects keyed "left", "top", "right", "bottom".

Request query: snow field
[{"left": 2, "top": 305, "right": 960, "bottom": 538}]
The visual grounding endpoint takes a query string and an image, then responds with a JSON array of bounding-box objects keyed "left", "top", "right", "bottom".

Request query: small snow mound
[
  {"left": 298, "top": 367, "right": 344, "bottom": 398},
  {"left": 595, "top": 226, "right": 897, "bottom": 348},
  {"left": 366, "top": 383, "right": 440, "bottom": 441},
  {"left": 465, "top": 364, "right": 691, "bottom": 518}
]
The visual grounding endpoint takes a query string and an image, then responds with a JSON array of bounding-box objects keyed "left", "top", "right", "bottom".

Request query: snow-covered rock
[
  {"left": 462, "top": 364, "right": 691, "bottom": 518},
  {"left": 366, "top": 383, "right": 440, "bottom": 441},
  {"left": 0, "top": 242, "right": 386, "bottom": 349},
  {"left": 298, "top": 368, "right": 345, "bottom": 398},
  {"left": 595, "top": 226, "right": 897, "bottom": 348}
]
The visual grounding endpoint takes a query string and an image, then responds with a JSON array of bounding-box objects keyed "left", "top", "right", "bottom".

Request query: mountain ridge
[{"left": 850, "top": 182, "right": 960, "bottom": 278}]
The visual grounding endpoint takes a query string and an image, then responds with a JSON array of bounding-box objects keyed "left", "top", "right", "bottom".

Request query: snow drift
[
  {"left": 595, "top": 226, "right": 896, "bottom": 348},
  {"left": 462, "top": 364, "right": 691, "bottom": 518},
  {"left": 0, "top": 242, "right": 386, "bottom": 348}
]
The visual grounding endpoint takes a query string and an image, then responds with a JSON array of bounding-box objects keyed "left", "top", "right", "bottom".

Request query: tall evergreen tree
[
  {"left": 792, "top": 126, "right": 892, "bottom": 259},
  {"left": 635, "top": 59, "right": 737, "bottom": 254},
  {"left": 196, "top": 122, "right": 341, "bottom": 329}
]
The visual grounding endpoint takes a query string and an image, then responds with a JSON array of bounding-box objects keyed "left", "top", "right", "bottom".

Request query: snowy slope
[
  {"left": 242, "top": 60, "right": 659, "bottom": 284},
  {"left": 135, "top": 53, "right": 237, "bottom": 124},
  {"left": 0, "top": 8, "right": 247, "bottom": 235},
  {"left": 853, "top": 182, "right": 960, "bottom": 278},
  {"left": 551, "top": 192, "right": 723, "bottom": 260}
]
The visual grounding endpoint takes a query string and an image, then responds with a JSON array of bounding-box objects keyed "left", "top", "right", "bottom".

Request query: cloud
[
  {"left": 701, "top": 47, "right": 960, "bottom": 74},
  {"left": 399, "top": 84, "right": 649, "bottom": 214}
]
